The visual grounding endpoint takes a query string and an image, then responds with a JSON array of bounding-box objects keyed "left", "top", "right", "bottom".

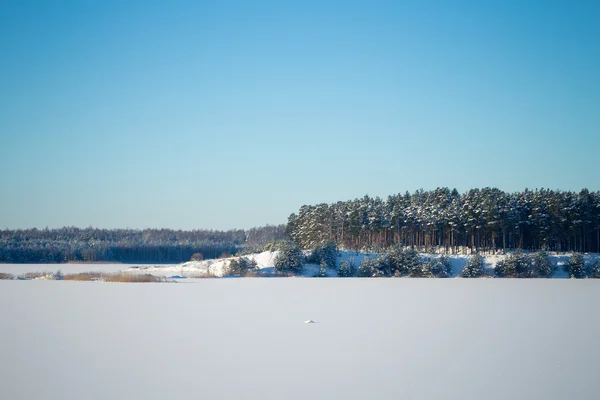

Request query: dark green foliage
[
  {"left": 587, "top": 259, "right": 600, "bottom": 278},
  {"left": 427, "top": 256, "right": 453, "bottom": 278},
  {"left": 399, "top": 248, "right": 423, "bottom": 277},
  {"left": 315, "top": 260, "right": 328, "bottom": 277},
  {"left": 274, "top": 242, "right": 304, "bottom": 274},
  {"left": 307, "top": 242, "right": 338, "bottom": 269},
  {"left": 287, "top": 188, "right": 600, "bottom": 254},
  {"left": 460, "top": 254, "right": 485, "bottom": 278},
  {"left": 357, "top": 258, "right": 377, "bottom": 277},
  {"left": 338, "top": 258, "right": 356, "bottom": 277},
  {"left": 532, "top": 251, "right": 554, "bottom": 278},
  {"left": 494, "top": 250, "right": 533, "bottom": 278},
  {"left": 374, "top": 246, "right": 424, "bottom": 277},
  {"left": 564, "top": 253, "right": 585, "bottom": 278},
  {"left": 225, "top": 257, "right": 258, "bottom": 277},
  {"left": 0, "top": 225, "right": 288, "bottom": 263}
]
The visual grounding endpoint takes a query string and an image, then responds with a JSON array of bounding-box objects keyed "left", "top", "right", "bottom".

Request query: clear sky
[{"left": 1, "top": 0, "right": 599, "bottom": 230}]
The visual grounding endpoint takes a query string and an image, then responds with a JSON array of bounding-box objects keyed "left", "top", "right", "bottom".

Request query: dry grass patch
[
  {"left": 61, "top": 272, "right": 164, "bottom": 282},
  {"left": 0, "top": 272, "right": 15, "bottom": 280},
  {"left": 62, "top": 272, "right": 104, "bottom": 281},
  {"left": 104, "top": 273, "right": 163, "bottom": 283},
  {"left": 19, "top": 271, "right": 54, "bottom": 280}
]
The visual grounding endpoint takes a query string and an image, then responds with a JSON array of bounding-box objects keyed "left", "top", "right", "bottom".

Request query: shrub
[
  {"left": 357, "top": 258, "right": 377, "bottom": 277},
  {"left": 427, "top": 256, "right": 453, "bottom": 278},
  {"left": 532, "top": 251, "right": 554, "bottom": 278},
  {"left": 224, "top": 257, "right": 258, "bottom": 277},
  {"left": 307, "top": 242, "right": 338, "bottom": 269},
  {"left": 62, "top": 272, "right": 163, "bottom": 282},
  {"left": 191, "top": 253, "right": 204, "bottom": 261},
  {"left": 274, "top": 242, "right": 304, "bottom": 274},
  {"left": 495, "top": 250, "right": 533, "bottom": 278},
  {"left": 460, "top": 254, "right": 485, "bottom": 278},
  {"left": 19, "top": 271, "right": 54, "bottom": 280},
  {"left": 315, "top": 260, "right": 328, "bottom": 277},
  {"left": 587, "top": 259, "right": 600, "bottom": 278},
  {"left": 564, "top": 253, "right": 585, "bottom": 278},
  {"left": 338, "top": 258, "right": 356, "bottom": 277},
  {"left": 104, "top": 273, "right": 162, "bottom": 283},
  {"left": 0, "top": 272, "right": 15, "bottom": 280},
  {"left": 62, "top": 272, "right": 104, "bottom": 281}
]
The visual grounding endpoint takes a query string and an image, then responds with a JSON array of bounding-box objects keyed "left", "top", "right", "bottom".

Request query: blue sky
[{"left": 1, "top": 0, "right": 599, "bottom": 230}]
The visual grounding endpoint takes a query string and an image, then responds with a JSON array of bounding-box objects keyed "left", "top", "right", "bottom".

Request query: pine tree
[
  {"left": 274, "top": 242, "right": 304, "bottom": 274},
  {"left": 316, "top": 260, "right": 328, "bottom": 277},
  {"left": 225, "top": 257, "right": 258, "bottom": 276},
  {"left": 564, "top": 253, "right": 585, "bottom": 278},
  {"left": 428, "top": 255, "right": 452, "bottom": 278},
  {"left": 460, "top": 254, "right": 484, "bottom": 278},
  {"left": 586, "top": 259, "right": 600, "bottom": 278},
  {"left": 357, "top": 258, "right": 376, "bottom": 277},
  {"left": 338, "top": 258, "right": 356, "bottom": 277},
  {"left": 494, "top": 250, "right": 532, "bottom": 278},
  {"left": 533, "top": 251, "right": 554, "bottom": 278}
]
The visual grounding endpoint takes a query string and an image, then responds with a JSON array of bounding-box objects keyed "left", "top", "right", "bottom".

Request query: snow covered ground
[
  {"left": 1, "top": 251, "right": 597, "bottom": 279},
  {"left": 0, "top": 263, "right": 175, "bottom": 276},
  {"left": 120, "top": 250, "right": 597, "bottom": 278},
  {"left": 1, "top": 279, "right": 599, "bottom": 399}
]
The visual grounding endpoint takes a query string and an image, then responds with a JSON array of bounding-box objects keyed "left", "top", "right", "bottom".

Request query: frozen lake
[{"left": 1, "top": 279, "right": 599, "bottom": 399}]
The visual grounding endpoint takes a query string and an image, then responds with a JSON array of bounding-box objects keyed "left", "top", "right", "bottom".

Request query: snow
[
  {"left": 1, "top": 251, "right": 597, "bottom": 279},
  {"left": 1, "top": 279, "right": 600, "bottom": 399},
  {"left": 117, "top": 250, "right": 599, "bottom": 278},
  {"left": 0, "top": 263, "right": 131, "bottom": 275}
]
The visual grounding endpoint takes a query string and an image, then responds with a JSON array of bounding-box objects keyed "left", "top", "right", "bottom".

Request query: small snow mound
[{"left": 304, "top": 320, "right": 316, "bottom": 324}]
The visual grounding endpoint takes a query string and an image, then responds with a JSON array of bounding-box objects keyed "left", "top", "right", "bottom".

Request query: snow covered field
[{"left": 1, "top": 279, "right": 599, "bottom": 400}]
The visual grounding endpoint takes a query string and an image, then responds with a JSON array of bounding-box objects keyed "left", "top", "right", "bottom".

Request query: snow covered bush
[
  {"left": 357, "top": 258, "right": 377, "bottom": 277},
  {"left": 427, "top": 256, "right": 453, "bottom": 278},
  {"left": 337, "top": 258, "right": 356, "bottom": 277},
  {"left": 315, "top": 260, "right": 328, "bottom": 277},
  {"left": 532, "top": 251, "right": 554, "bottom": 278},
  {"left": 274, "top": 242, "right": 304, "bottom": 274},
  {"left": 400, "top": 248, "right": 424, "bottom": 277},
  {"left": 460, "top": 254, "right": 485, "bottom": 278},
  {"left": 587, "top": 259, "right": 600, "bottom": 278},
  {"left": 307, "top": 242, "right": 338, "bottom": 269},
  {"left": 224, "top": 258, "right": 258, "bottom": 277},
  {"left": 564, "top": 253, "right": 585, "bottom": 278},
  {"left": 495, "top": 250, "right": 533, "bottom": 278}
]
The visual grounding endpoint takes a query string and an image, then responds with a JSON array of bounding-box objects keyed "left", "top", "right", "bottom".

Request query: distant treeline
[
  {"left": 0, "top": 225, "right": 286, "bottom": 263},
  {"left": 287, "top": 188, "right": 600, "bottom": 253}
]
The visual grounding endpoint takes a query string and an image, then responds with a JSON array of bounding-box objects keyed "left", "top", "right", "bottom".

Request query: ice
[{"left": 1, "top": 279, "right": 600, "bottom": 399}]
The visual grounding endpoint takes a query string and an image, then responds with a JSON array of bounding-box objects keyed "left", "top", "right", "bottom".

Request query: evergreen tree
[
  {"left": 316, "top": 260, "right": 328, "bottom": 277},
  {"left": 532, "top": 251, "right": 554, "bottom": 278},
  {"left": 225, "top": 257, "right": 258, "bottom": 277},
  {"left": 460, "top": 254, "right": 485, "bottom": 278},
  {"left": 402, "top": 248, "right": 424, "bottom": 277},
  {"left": 357, "top": 258, "right": 377, "bottom": 277},
  {"left": 564, "top": 253, "right": 585, "bottom": 278},
  {"left": 274, "top": 242, "right": 304, "bottom": 274},
  {"left": 427, "top": 255, "right": 452, "bottom": 278},
  {"left": 338, "top": 258, "right": 356, "bottom": 277},
  {"left": 586, "top": 258, "right": 600, "bottom": 278},
  {"left": 494, "top": 250, "right": 532, "bottom": 278},
  {"left": 308, "top": 242, "right": 338, "bottom": 269}
]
